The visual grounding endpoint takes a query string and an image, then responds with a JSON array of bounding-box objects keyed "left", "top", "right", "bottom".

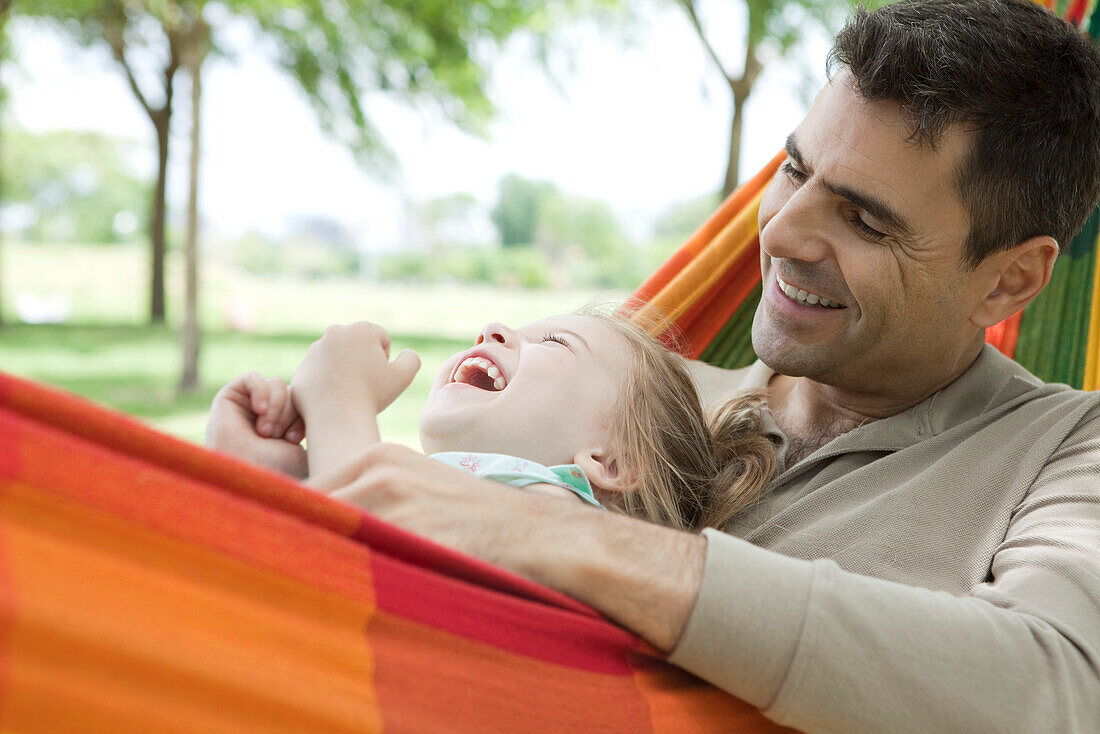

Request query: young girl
[{"left": 207, "top": 310, "right": 776, "bottom": 531}]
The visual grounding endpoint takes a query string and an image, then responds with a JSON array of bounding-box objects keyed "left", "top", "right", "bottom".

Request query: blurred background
[{"left": 0, "top": 0, "right": 857, "bottom": 448}]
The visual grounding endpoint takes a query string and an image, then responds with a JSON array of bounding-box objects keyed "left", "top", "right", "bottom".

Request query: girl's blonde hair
[{"left": 591, "top": 309, "right": 777, "bottom": 532}]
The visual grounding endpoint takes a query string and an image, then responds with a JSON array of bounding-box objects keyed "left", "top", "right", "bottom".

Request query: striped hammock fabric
[{"left": 0, "top": 371, "right": 794, "bottom": 732}]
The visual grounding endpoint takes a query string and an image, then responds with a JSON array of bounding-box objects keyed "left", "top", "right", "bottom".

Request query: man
[{"left": 314, "top": 1, "right": 1100, "bottom": 730}]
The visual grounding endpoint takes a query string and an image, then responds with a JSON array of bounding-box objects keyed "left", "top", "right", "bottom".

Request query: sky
[{"left": 5, "top": 3, "right": 828, "bottom": 249}]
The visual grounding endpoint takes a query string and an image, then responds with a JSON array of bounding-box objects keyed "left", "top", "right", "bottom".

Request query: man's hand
[
  {"left": 310, "top": 443, "right": 708, "bottom": 652},
  {"left": 290, "top": 322, "right": 420, "bottom": 423},
  {"left": 206, "top": 372, "right": 308, "bottom": 479}
]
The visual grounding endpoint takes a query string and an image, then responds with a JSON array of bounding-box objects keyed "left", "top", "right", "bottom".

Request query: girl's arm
[{"left": 290, "top": 322, "right": 420, "bottom": 481}]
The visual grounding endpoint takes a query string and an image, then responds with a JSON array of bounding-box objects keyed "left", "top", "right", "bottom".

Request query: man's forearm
[
  {"left": 505, "top": 497, "right": 708, "bottom": 652},
  {"left": 316, "top": 444, "right": 709, "bottom": 652}
]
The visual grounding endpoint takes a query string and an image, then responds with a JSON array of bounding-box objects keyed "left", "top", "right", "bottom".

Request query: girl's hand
[
  {"left": 290, "top": 322, "right": 420, "bottom": 422},
  {"left": 206, "top": 372, "right": 308, "bottom": 479}
]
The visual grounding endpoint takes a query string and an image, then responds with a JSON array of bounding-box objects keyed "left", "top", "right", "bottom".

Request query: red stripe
[
  {"left": 352, "top": 513, "right": 598, "bottom": 616},
  {"left": 370, "top": 551, "right": 641, "bottom": 674},
  {"left": 986, "top": 310, "right": 1023, "bottom": 358},
  {"left": 0, "top": 407, "right": 19, "bottom": 481},
  {"left": 1066, "top": 0, "right": 1088, "bottom": 24}
]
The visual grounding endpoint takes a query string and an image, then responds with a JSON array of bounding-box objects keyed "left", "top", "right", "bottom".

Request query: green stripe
[
  {"left": 699, "top": 284, "right": 761, "bottom": 369},
  {"left": 1015, "top": 208, "right": 1100, "bottom": 387},
  {"left": 1088, "top": 0, "right": 1100, "bottom": 40}
]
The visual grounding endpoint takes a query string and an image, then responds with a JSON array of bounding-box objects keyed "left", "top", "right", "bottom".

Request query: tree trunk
[
  {"left": 722, "top": 94, "right": 747, "bottom": 199},
  {"left": 150, "top": 113, "right": 170, "bottom": 324},
  {"left": 178, "top": 20, "right": 207, "bottom": 395}
]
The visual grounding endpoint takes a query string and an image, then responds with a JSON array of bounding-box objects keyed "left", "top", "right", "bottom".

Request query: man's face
[{"left": 752, "top": 77, "right": 989, "bottom": 402}]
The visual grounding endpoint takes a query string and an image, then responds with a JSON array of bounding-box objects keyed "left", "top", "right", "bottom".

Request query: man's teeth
[
  {"left": 455, "top": 357, "right": 506, "bottom": 390},
  {"left": 776, "top": 275, "right": 842, "bottom": 308}
]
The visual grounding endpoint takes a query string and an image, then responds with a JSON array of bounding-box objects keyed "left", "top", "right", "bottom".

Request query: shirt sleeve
[{"left": 669, "top": 413, "right": 1100, "bottom": 733}]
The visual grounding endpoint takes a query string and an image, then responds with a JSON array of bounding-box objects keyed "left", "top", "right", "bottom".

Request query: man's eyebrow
[
  {"left": 784, "top": 134, "right": 804, "bottom": 168},
  {"left": 826, "top": 182, "right": 914, "bottom": 237},
  {"left": 784, "top": 133, "right": 915, "bottom": 238}
]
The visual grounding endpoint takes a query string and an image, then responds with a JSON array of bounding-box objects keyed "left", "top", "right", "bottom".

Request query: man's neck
[{"left": 767, "top": 345, "right": 984, "bottom": 466}]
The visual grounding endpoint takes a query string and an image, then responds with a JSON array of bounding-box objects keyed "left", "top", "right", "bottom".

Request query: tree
[
  {"left": 537, "top": 190, "right": 624, "bottom": 261},
  {"left": 25, "top": 0, "right": 596, "bottom": 324},
  {"left": 178, "top": 12, "right": 208, "bottom": 394},
  {"left": 491, "top": 174, "right": 559, "bottom": 246},
  {"left": 676, "top": 0, "right": 869, "bottom": 196},
  {"left": 3, "top": 129, "right": 148, "bottom": 243},
  {"left": 17, "top": 2, "right": 182, "bottom": 324}
]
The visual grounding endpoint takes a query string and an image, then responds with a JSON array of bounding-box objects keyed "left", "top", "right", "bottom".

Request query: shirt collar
[{"left": 745, "top": 344, "right": 1046, "bottom": 473}]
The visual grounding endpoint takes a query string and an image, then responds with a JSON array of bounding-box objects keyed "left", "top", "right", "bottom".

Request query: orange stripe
[
  {"left": 369, "top": 611, "right": 655, "bottom": 732},
  {"left": 0, "top": 480, "right": 379, "bottom": 733},
  {"left": 11, "top": 409, "right": 375, "bottom": 602},
  {"left": 685, "top": 248, "right": 762, "bottom": 359},
  {"left": 669, "top": 241, "right": 754, "bottom": 346},
  {"left": 630, "top": 151, "right": 783, "bottom": 306},
  {"left": 635, "top": 188, "right": 764, "bottom": 332},
  {"left": 0, "top": 374, "right": 363, "bottom": 537},
  {"left": 630, "top": 653, "right": 796, "bottom": 733}
]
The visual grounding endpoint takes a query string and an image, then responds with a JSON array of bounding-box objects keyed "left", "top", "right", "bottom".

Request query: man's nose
[
  {"left": 475, "top": 322, "right": 514, "bottom": 346},
  {"left": 759, "top": 182, "right": 831, "bottom": 264}
]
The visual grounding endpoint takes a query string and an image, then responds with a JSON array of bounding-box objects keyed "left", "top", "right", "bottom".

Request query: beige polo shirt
[{"left": 670, "top": 344, "right": 1100, "bottom": 733}]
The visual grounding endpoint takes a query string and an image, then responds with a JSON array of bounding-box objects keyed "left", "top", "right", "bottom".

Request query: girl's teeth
[
  {"left": 487, "top": 366, "right": 500, "bottom": 379},
  {"left": 493, "top": 377, "right": 505, "bottom": 389}
]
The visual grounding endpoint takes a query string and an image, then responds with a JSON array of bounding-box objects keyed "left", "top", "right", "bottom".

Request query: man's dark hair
[{"left": 829, "top": 0, "right": 1100, "bottom": 268}]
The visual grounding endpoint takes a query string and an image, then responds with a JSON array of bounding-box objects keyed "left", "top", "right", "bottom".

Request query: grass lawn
[
  {"left": 1, "top": 241, "right": 628, "bottom": 447},
  {"left": 0, "top": 322, "right": 467, "bottom": 448}
]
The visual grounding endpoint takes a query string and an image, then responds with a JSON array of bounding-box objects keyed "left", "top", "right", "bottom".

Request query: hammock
[{"left": 0, "top": 371, "right": 793, "bottom": 732}]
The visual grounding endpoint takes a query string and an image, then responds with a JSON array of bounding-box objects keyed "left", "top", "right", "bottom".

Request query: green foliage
[
  {"left": 232, "top": 231, "right": 360, "bottom": 278},
  {"left": 536, "top": 190, "right": 623, "bottom": 260},
  {"left": 377, "top": 235, "right": 666, "bottom": 291},
  {"left": 490, "top": 172, "right": 627, "bottom": 259},
  {"left": 654, "top": 192, "right": 720, "bottom": 240},
  {"left": 2, "top": 129, "right": 149, "bottom": 243},
  {"left": 379, "top": 246, "right": 553, "bottom": 288},
  {"left": 491, "top": 173, "right": 559, "bottom": 246}
]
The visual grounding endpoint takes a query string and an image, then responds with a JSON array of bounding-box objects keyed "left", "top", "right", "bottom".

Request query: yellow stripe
[
  {"left": 636, "top": 189, "right": 764, "bottom": 334},
  {"left": 1083, "top": 227, "right": 1100, "bottom": 390}
]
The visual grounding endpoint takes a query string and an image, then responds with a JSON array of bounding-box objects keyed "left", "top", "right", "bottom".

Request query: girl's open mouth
[{"left": 450, "top": 356, "right": 507, "bottom": 391}]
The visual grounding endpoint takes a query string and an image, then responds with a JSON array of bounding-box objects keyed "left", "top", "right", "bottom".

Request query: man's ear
[
  {"left": 573, "top": 448, "right": 639, "bottom": 495},
  {"left": 971, "top": 235, "right": 1059, "bottom": 329}
]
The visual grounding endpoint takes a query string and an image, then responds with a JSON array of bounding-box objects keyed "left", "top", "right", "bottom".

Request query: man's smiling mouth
[
  {"left": 776, "top": 274, "right": 845, "bottom": 308},
  {"left": 451, "top": 356, "right": 507, "bottom": 391}
]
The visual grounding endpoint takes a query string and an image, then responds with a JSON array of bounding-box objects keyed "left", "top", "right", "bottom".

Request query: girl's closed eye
[{"left": 542, "top": 333, "right": 569, "bottom": 346}]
